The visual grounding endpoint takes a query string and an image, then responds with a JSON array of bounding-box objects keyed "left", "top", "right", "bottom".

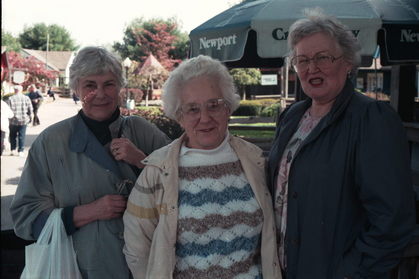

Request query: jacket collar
[
  {"left": 143, "top": 132, "right": 264, "bottom": 169},
  {"left": 303, "top": 79, "right": 354, "bottom": 143},
  {"left": 69, "top": 113, "right": 122, "bottom": 178},
  {"left": 269, "top": 79, "right": 354, "bottom": 173}
]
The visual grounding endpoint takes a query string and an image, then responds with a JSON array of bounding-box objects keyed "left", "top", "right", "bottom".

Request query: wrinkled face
[
  {"left": 76, "top": 71, "right": 120, "bottom": 121},
  {"left": 178, "top": 76, "right": 230, "bottom": 150},
  {"left": 293, "top": 32, "right": 352, "bottom": 104}
]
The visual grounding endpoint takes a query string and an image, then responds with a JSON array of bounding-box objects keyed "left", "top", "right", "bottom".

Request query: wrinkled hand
[
  {"left": 91, "top": 194, "right": 127, "bottom": 220},
  {"left": 110, "top": 138, "right": 146, "bottom": 168},
  {"left": 73, "top": 194, "right": 127, "bottom": 228}
]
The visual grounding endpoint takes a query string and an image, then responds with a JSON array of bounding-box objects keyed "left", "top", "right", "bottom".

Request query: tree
[
  {"left": 2, "top": 29, "right": 22, "bottom": 51},
  {"left": 19, "top": 23, "right": 77, "bottom": 51},
  {"left": 113, "top": 18, "right": 188, "bottom": 70},
  {"left": 230, "top": 68, "right": 261, "bottom": 100},
  {"left": 169, "top": 32, "right": 189, "bottom": 63},
  {"left": 6, "top": 51, "right": 59, "bottom": 89}
]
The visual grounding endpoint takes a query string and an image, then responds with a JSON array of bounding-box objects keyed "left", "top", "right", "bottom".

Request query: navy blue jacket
[{"left": 267, "top": 80, "right": 416, "bottom": 279}]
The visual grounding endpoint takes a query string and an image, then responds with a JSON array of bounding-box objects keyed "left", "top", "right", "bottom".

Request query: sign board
[
  {"left": 13, "top": 71, "right": 25, "bottom": 84},
  {"left": 261, "top": 74, "right": 278, "bottom": 86}
]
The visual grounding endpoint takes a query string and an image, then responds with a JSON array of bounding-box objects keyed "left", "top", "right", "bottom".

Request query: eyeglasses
[
  {"left": 179, "top": 98, "right": 227, "bottom": 120},
  {"left": 290, "top": 52, "right": 343, "bottom": 72}
]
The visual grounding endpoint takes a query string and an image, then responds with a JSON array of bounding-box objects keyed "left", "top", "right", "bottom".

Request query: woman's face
[
  {"left": 178, "top": 76, "right": 230, "bottom": 150},
  {"left": 293, "top": 32, "right": 352, "bottom": 105},
  {"left": 76, "top": 71, "right": 120, "bottom": 121}
]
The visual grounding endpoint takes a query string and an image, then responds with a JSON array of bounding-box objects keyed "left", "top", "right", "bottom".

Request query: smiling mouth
[
  {"left": 198, "top": 127, "right": 215, "bottom": 133},
  {"left": 309, "top": 77, "right": 324, "bottom": 86}
]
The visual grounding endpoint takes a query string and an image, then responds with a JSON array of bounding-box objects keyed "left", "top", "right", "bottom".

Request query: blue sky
[{"left": 2, "top": 0, "right": 235, "bottom": 47}]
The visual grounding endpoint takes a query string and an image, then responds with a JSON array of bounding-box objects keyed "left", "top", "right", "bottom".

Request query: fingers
[
  {"left": 95, "top": 195, "right": 127, "bottom": 220},
  {"left": 110, "top": 138, "right": 134, "bottom": 160}
]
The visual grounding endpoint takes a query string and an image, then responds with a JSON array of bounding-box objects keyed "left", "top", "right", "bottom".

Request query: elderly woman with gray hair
[
  {"left": 123, "top": 55, "right": 281, "bottom": 279},
  {"left": 267, "top": 8, "right": 415, "bottom": 279},
  {"left": 10, "top": 46, "right": 170, "bottom": 278}
]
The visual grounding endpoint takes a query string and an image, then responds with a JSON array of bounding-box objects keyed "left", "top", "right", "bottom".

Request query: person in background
[
  {"left": 267, "top": 8, "right": 416, "bottom": 279},
  {"left": 73, "top": 91, "right": 80, "bottom": 104},
  {"left": 47, "top": 87, "right": 56, "bottom": 101},
  {"left": 7, "top": 85, "right": 32, "bottom": 157},
  {"left": 1, "top": 99, "right": 14, "bottom": 155},
  {"left": 28, "top": 85, "right": 43, "bottom": 126},
  {"left": 123, "top": 55, "right": 281, "bottom": 279},
  {"left": 10, "top": 46, "right": 171, "bottom": 279}
]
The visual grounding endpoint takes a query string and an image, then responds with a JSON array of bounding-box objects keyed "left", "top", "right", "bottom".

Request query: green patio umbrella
[{"left": 189, "top": 0, "right": 418, "bottom": 67}]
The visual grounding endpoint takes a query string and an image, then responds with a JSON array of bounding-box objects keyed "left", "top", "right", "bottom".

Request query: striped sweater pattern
[{"left": 174, "top": 142, "right": 263, "bottom": 279}]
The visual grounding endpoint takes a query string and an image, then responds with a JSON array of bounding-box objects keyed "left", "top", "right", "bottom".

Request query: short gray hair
[
  {"left": 69, "top": 46, "right": 125, "bottom": 92},
  {"left": 288, "top": 8, "right": 361, "bottom": 75},
  {"left": 162, "top": 55, "right": 240, "bottom": 121}
]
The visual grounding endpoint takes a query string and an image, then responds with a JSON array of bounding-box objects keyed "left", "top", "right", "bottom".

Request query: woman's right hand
[{"left": 73, "top": 195, "right": 127, "bottom": 228}]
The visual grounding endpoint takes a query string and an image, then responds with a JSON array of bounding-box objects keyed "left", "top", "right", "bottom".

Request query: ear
[{"left": 178, "top": 117, "right": 186, "bottom": 130}]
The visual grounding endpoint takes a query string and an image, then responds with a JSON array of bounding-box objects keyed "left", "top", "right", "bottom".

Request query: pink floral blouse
[{"left": 275, "top": 108, "right": 323, "bottom": 270}]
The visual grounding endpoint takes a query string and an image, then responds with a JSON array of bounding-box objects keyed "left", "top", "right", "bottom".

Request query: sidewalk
[{"left": 1, "top": 96, "right": 81, "bottom": 230}]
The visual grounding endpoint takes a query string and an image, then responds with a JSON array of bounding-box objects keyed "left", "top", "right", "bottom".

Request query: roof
[
  {"left": 137, "top": 54, "right": 164, "bottom": 74},
  {"left": 21, "top": 49, "right": 74, "bottom": 72}
]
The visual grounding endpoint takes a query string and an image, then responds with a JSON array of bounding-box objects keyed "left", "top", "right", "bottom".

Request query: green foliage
[
  {"left": 113, "top": 18, "right": 188, "bottom": 70},
  {"left": 169, "top": 32, "right": 189, "bottom": 63},
  {"left": 120, "top": 106, "right": 183, "bottom": 140},
  {"left": 1, "top": 29, "right": 21, "bottom": 51},
  {"left": 19, "top": 23, "right": 77, "bottom": 51},
  {"left": 260, "top": 103, "right": 282, "bottom": 117},
  {"left": 232, "top": 99, "right": 283, "bottom": 117},
  {"left": 230, "top": 68, "right": 261, "bottom": 86},
  {"left": 229, "top": 68, "right": 261, "bottom": 99},
  {"left": 233, "top": 103, "right": 263, "bottom": 116}
]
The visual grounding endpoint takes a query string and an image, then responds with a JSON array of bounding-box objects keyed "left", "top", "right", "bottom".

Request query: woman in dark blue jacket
[{"left": 267, "top": 8, "right": 416, "bottom": 279}]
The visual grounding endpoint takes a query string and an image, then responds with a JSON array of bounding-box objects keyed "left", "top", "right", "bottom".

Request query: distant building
[{"left": 20, "top": 49, "right": 75, "bottom": 87}]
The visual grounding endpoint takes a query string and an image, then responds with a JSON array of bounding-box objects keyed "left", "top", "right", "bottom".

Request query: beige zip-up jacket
[{"left": 123, "top": 133, "right": 282, "bottom": 279}]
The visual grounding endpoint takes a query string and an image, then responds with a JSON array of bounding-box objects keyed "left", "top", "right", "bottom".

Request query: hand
[
  {"left": 73, "top": 194, "right": 127, "bottom": 228},
  {"left": 110, "top": 138, "right": 147, "bottom": 168},
  {"left": 90, "top": 194, "right": 127, "bottom": 220}
]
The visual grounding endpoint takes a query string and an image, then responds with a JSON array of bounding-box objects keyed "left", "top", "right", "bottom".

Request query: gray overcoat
[{"left": 10, "top": 113, "right": 170, "bottom": 278}]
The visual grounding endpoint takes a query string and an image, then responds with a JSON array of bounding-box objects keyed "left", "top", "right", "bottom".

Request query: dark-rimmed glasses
[
  {"left": 290, "top": 52, "right": 343, "bottom": 72},
  {"left": 179, "top": 98, "right": 227, "bottom": 120}
]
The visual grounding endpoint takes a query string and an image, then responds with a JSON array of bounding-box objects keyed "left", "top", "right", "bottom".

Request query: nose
[
  {"left": 198, "top": 107, "right": 212, "bottom": 122},
  {"left": 307, "top": 59, "right": 319, "bottom": 73},
  {"left": 94, "top": 85, "right": 106, "bottom": 98}
]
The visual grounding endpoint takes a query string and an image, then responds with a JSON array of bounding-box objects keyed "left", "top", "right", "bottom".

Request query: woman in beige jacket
[{"left": 123, "top": 55, "right": 281, "bottom": 279}]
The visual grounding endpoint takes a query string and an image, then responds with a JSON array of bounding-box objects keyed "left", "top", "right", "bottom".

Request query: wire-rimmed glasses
[
  {"left": 179, "top": 98, "right": 227, "bottom": 121},
  {"left": 290, "top": 52, "right": 343, "bottom": 72}
]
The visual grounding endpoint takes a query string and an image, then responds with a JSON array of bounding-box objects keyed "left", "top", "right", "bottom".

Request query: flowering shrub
[{"left": 120, "top": 106, "right": 183, "bottom": 140}]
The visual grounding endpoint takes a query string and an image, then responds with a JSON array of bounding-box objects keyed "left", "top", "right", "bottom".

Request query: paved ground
[{"left": 1, "top": 96, "right": 81, "bottom": 230}]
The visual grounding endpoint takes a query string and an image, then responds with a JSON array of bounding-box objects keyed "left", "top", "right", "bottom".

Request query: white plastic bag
[{"left": 20, "top": 208, "right": 82, "bottom": 279}]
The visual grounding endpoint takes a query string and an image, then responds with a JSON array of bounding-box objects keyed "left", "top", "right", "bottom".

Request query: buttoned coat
[
  {"left": 267, "top": 80, "right": 416, "bottom": 279},
  {"left": 10, "top": 113, "right": 170, "bottom": 279}
]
